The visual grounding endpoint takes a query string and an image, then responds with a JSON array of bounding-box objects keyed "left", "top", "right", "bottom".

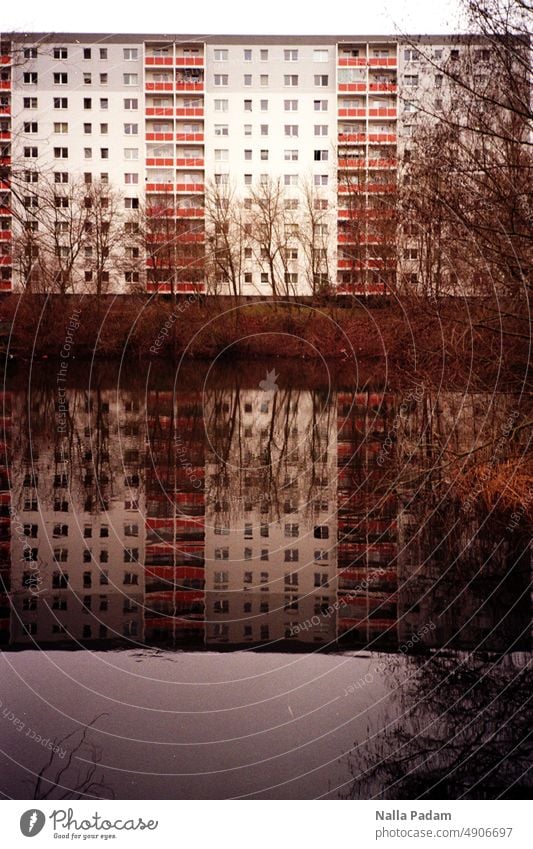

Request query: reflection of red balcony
[
  {"left": 175, "top": 82, "right": 203, "bottom": 92},
  {"left": 338, "top": 108, "right": 366, "bottom": 118},
  {"left": 0, "top": 206, "right": 11, "bottom": 215},
  {"left": 368, "top": 108, "right": 396, "bottom": 117},
  {"left": 176, "top": 208, "right": 204, "bottom": 218},
  {"left": 368, "top": 133, "right": 396, "bottom": 143},
  {"left": 0, "top": 231, "right": 11, "bottom": 240},
  {"left": 146, "top": 157, "right": 174, "bottom": 167},
  {"left": 339, "top": 183, "right": 396, "bottom": 193},
  {"left": 147, "top": 280, "right": 205, "bottom": 293},
  {"left": 175, "top": 57, "right": 204, "bottom": 67},
  {"left": 337, "top": 282, "right": 388, "bottom": 295},
  {"left": 338, "top": 233, "right": 388, "bottom": 244},
  {"left": 176, "top": 132, "right": 204, "bottom": 142},
  {"left": 339, "top": 158, "right": 397, "bottom": 169},
  {"left": 145, "top": 81, "right": 174, "bottom": 92},
  {"left": 338, "top": 83, "right": 366, "bottom": 92},
  {"left": 368, "top": 158, "right": 396, "bottom": 168},
  {"left": 145, "top": 56, "right": 173, "bottom": 66},
  {"left": 146, "top": 107, "right": 173, "bottom": 117},
  {"left": 175, "top": 108, "right": 204, "bottom": 117},
  {"left": 175, "top": 183, "right": 204, "bottom": 193},
  {"left": 175, "top": 158, "right": 204, "bottom": 167},
  {"left": 0, "top": 157, "right": 11, "bottom": 166},
  {"left": 339, "top": 58, "right": 367, "bottom": 66},
  {"left": 145, "top": 132, "right": 174, "bottom": 141},
  {"left": 338, "top": 258, "right": 395, "bottom": 269},
  {"left": 147, "top": 231, "right": 204, "bottom": 243},
  {"left": 0, "top": 280, "right": 11, "bottom": 291},
  {"left": 338, "top": 208, "right": 395, "bottom": 220},
  {"left": 0, "top": 256, "right": 11, "bottom": 265}
]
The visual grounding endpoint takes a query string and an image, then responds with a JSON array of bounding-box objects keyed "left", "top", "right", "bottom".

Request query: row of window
[
  {"left": 22, "top": 569, "right": 139, "bottom": 588},
  {"left": 24, "top": 146, "right": 138, "bottom": 160},
  {"left": 214, "top": 123, "right": 330, "bottom": 137},
  {"left": 213, "top": 48, "right": 329, "bottom": 62},
  {"left": 23, "top": 46, "right": 138, "bottom": 60},
  {"left": 22, "top": 97, "right": 138, "bottom": 109},
  {"left": 23, "top": 72, "right": 139, "bottom": 86},
  {"left": 22, "top": 621, "right": 139, "bottom": 638},
  {"left": 22, "top": 594, "right": 138, "bottom": 613},
  {"left": 214, "top": 173, "right": 330, "bottom": 188},
  {"left": 213, "top": 570, "right": 330, "bottom": 585},
  {"left": 214, "top": 148, "right": 329, "bottom": 161},
  {"left": 213, "top": 98, "right": 329, "bottom": 112},
  {"left": 213, "top": 73, "right": 330, "bottom": 87}
]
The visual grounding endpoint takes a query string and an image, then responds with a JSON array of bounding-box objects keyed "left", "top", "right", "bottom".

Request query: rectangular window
[
  {"left": 214, "top": 124, "right": 228, "bottom": 135},
  {"left": 83, "top": 123, "right": 92, "bottom": 134},
  {"left": 284, "top": 49, "right": 298, "bottom": 61},
  {"left": 314, "top": 124, "right": 328, "bottom": 135},
  {"left": 214, "top": 99, "right": 228, "bottom": 112},
  {"left": 284, "top": 174, "right": 298, "bottom": 186},
  {"left": 54, "top": 73, "right": 68, "bottom": 84},
  {"left": 214, "top": 49, "right": 228, "bottom": 61},
  {"left": 100, "top": 98, "right": 108, "bottom": 109},
  {"left": 260, "top": 124, "right": 268, "bottom": 135},
  {"left": 100, "top": 148, "right": 109, "bottom": 159},
  {"left": 123, "top": 48, "right": 139, "bottom": 60},
  {"left": 284, "top": 99, "right": 298, "bottom": 111},
  {"left": 244, "top": 74, "right": 252, "bottom": 86},
  {"left": 244, "top": 99, "right": 252, "bottom": 111},
  {"left": 284, "top": 149, "right": 298, "bottom": 160},
  {"left": 83, "top": 48, "right": 92, "bottom": 59},
  {"left": 124, "top": 172, "right": 139, "bottom": 184},
  {"left": 99, "top": 48, "right": 107, "bottom": 59},
  {"left": 124, "top": 148, "right": 139, "bottom": 159},
  {"left": 24, "top": 47, "right": 38, "bottom": 59},
  {"left": 124, "top": 98, "right": 138, "bottom": 109},
  {"left": 314, "top": 149, "right": 328, "bottom": 161},
  {"left": 83, "top": 72, "right": 92, "bottom": 84},
  {"left": 313, "top": 49, "right": 328, "bottom": 62},
  {"left": 314, "top": 74, "right": 329, "bottom": 86},
  {"left": 284, "top": 74, "right": 298, "bottom": 86},
  {"left": 53, "top": 97, "right": 68, "bottom": 109},
  {"left": 244, "top": 149, "right": 252, "bottom": 160},
  {"left": 24, "top": 121, "right": 38, "bottom": 133},
  {"left": 260, "top": 99, "right": 268, "bottom": 111},
  {"left": 260, "top": 149, "right": 268, "bottom": 160},
  {"left": 123, "top": 73, "right": 138, "bottom": 85},
  {"left": 284, "top": 125, "right": 298, "bottom": 137},
  {"left": 244, "top": 124, "right": 252, "bottom": 135},
  {"left": 260, "top": 74, "right": 268, "bottom": 86},
  {"left": 84, "top": 98, "right": 92, "bottom": 109},
  {"left": 214, "top": 74, "right": 228, "bottom": 86},
  {"left": 124, "top": 123, "right": 138, "bottom": 134},
  {"left": 53, "top": 47, "right": 68, "bottom": 59},
  {"left": 313, "top": 99, "right": 328, "bottom": 111},
  {"left": 404, "top": 74, "right": 419, "bottom": 86},
  {"left": 99, "top": 73, "right": 108, "bottom": 84},
  {"left": 260, "top": 49, "right": 268, "bottom": 61},
  {"left": 214, "top": 148, "right": 229, "bottom": 161},
  {"left": 244, "top": 49, "right": 252, "bottom": 61},
  {"left": 53, "top": 147, "right": 68, "bottom": 158},
  {"left": 100, "top": 123, "right": 108, "bottom": 134},
  {"left": 23, "top": 72, "right": 38, "bottom": 84},
  {"left": 23, "top": 97, "right": 38, "bottom": 108}
]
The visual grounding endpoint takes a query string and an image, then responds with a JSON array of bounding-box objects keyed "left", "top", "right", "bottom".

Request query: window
[
  {"left": 260, "top": 99, "right": 268, "bottom": 111},
  {"left": 314, "top": 99, "right": 328, "bottom": 111},
  {"left": 24, "top": 121, "right": 38, "bottom": 133},
  {"left": 100, "top": 97, "right": 108, "bottom": 109},
  {"left": 244, "top": 74, "right": 252, "bottom": 86},
  {"left": 123, "top": 48, "right": 138, "bottom": 60},
  {"left": 100, "top": 148, "right": 109, "bottom": 159},
  {"left": 99, "top": 48, "right": 107, "bottom": 59},
  {"left": 260, "top": 124, "right": 268, "bottom": 135},
  {"left": 54, "top": 171, "right": 68, "bottom": 183},
  {"left": 124, "top": 98, "right": 138, "bottom": 110},
  {"left": 284, "top": 99, "right": 298, "bottom": 111},
  {"left": 124, "top": 172, "right": 139, "bottom": 184},
  {"left": 244, "top": 149, "right": 252, "bottom": 160},
  {"left": 314, "top": 149, "right": 328, "bottom": 161},
  {"left": 260, "top": 49, "right": 268, "bottom": 61},
  {"left": 100, "top": 123, "right": 108, "bottom": 134},
  {"left": 124, "top": 123, "right": 138, "bottom": 134},
  {"left": 314, "top": 124, "right": 328, "bottom": 135},
  {"left": 314, "top": 174, "right": 328, "bottom": 186},
  {"left": 214, "top": 99, "right": 228, "bottom": 112},
  {"left": 83, "top": 72, "right": 92, "bottom": 84},
  {"left": 284, "top": 174, "right": 298, "bottom": 186},
  {"left": 99, "top": 73, "right": 108, "bottom": 84},
  {"left": 404, "top": 49, "right": 420, "bottom": 61},
  {"left": 284, "top": 125, "right": 298, "bottom": 137},
  {"left": 83, "top": 47, "right": 92, "bottom": 59},
  {"left": 84, "top": 147, "right": 92, "bottom": 159},
  {"left": 214, "top": 74, "right": 228, "bottom": 86},
  {"left": 314, "top": 74, "right": 329, "bottom": 86},
  {"left": 23, "top": 97, "right": 38, "bottom": 108},
  {"left": 284, "top": 74, "right": 298, "bottom": 86},
  {"left": 450, "top": 49, "right": 460, "bottom": 60},
  {"left": 284, "top": 49, "right": 298, "bottom": 61},
  {"left": 435, "top": 74, "right": 443, "bottom": 88},
  {"left": 260, "top": 149, "right": 268, "bottom": 160},
  {"left": 215, "top": 148, "right": 229, "bottom": 161},
  {"left": 54, "top": 47, "right": 68, "bottom": 59},
  {"left": 24, "top": 47, "right": 38, "bottom": 59},
  {"left": 313, "top": 49, "right": 328, "bottom": 62},
  {"left": 214, "top": 124, "right": 228, "bottom": 136},
  {"left": 243, "top": 49, "right": 252, "bottom": 61},
  {"left": 123, "top": 73, "right": 138, "bottom": 85},
  {"left": 84, "top": 97, "right": 92, "bottom": 109},
  {"left": 244, "top": 99, "right": 252, "bottom": 111},
  {"left": 244, "top": 174, "right": 252, "bottom": 185},
  {"left": 214, "top": 49, "right": 228, "bottom": 61},
  {"left": 260, "top": 74, "right": 268, "bottom": 86},
  {"left": 83, "top": 123, "right": 92, "bottom": 134},
  {"left": 23, "top": 72, "right": 38, "bottom": 84},
  {"left": 244, "top": 124, "right": 252, "bottom": 135},
  {"left": 53, "top": 96, "right": 68, "bottom": 110},
  {"left": 404, "top": 74, "right": 419, "bottom": 86},
  {"left": 54, "top": 73, "right": 68, "bottom": 85},
  {"left": 124, "top": 148, "right": 139, "bottom": 160},
  {"left": 53, "top": 147, "right": 68, "bottom": 158}
]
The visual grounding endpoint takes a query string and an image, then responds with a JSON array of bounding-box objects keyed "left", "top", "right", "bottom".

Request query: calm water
[{"left": 0, "top": 361, "right": 531, "bottom": 799}]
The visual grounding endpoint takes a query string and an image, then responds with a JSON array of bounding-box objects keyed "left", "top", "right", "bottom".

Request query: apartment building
[{"left": 0, "top": 32, "right": 497, "bottom": 297}]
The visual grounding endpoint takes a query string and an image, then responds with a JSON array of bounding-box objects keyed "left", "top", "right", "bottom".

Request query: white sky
[{"left": 2, "top": 0, "right": 468, "bottom": 36}]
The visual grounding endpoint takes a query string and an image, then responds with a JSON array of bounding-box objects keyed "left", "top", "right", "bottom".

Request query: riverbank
[{"left": 0, "top": 294, "right": 529, "bottom": 388}]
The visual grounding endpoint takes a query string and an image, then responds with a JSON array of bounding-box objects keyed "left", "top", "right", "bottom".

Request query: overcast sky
[{"left": 2, "top": 0, "right": 468, "bottom": 36}]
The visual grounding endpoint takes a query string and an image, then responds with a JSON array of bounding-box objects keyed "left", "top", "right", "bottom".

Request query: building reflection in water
[{"left": 0, "top": 381, "right": 530, "bottom": 654}]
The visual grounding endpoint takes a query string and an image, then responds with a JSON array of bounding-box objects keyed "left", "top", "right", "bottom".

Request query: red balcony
[
  {"left": 338, "top": 108, "right": 366, "bottom": 118},
  {"left": 337, "top": 282, "right": 388, "bottom": 294},
  {"left": 145, "top": 56, "right": 173, "bottom": 66},
  {"left": 0, "top": 280, "right": 11, "bottom": 291},
  {"left": 0, "top": 256, "right": 11, "bottom": 267},
  {"left": 338, "top": 83, "right": 366, "bottom": 92},
  {"left": 369, "top": 83, "right": 397, "bottom": 93},
  {"left": 338, "top": 58, "right": 367, "bottom": 66},
  {"left": 0, "top": 106, "right": 10, "bottom": 116},
  {"left": 0, "top": 231, "right": 11, "bottom": 240},
  {"left": 175, "top": 82, "right": 203, "bottom": 92},
  {"left": 146, "top": 107, "right": 174, "bottom": 117},
  {"left": 368, "top": 108, "right": 396, "bottom": 117},
  {"left": 338, "top": 258, "right": 395, "bottom": 270},
  {"left": 0, "top": 132, "right": 10, "bottom": 140},
  {"left": 175, "top": 57, "right": 204, "bottom": 67},
  {"left": 147, "top": 231, "right": 204, "bottom": 243},
  {"left": 146, "top": 157, "right": 174, "bottom": 167},
  {"left": 368, "top": 58, "right": 396, "bottom": 67},
  {"left": 338, "top": 133, "right": 366, "bottom": 143},
  {"left": 0, "top": 57, "right": 11, "bottom": 65},
  {"left": 338, "top": 233, "right": 388, "bottom": 244},
  {"left": 175, "top": 158, "right": 204, "bottom": 168},
  {"left": 146, "top": 182, "right": 174, "bottom": 192},
  {"left": 175, "top": 108, "right": 204, "bottom": 117},
  {"left": 145, "top": 82, "right": 173, "bottom": 92},
  {"left": 368, "top": 158, "right": 397, "bottom": 169},
  {"left": 175, "top": 208, "right": 204, "bottom": 218},
  {"left": 368, "top": 133, "right": 396, "bottom": 143},
  {"left": 145, "top": 132, "right": 174, "bottom": 141},
  {"left": 175, "top": 133, "right": 204, "bottom": 143},
  {"left": 175, "top": 183, "right": 204, "bottom": 193},
  {"left": 0, "top": 82, "right": 11, "bottom": 91},
  {"left": 0, "top": 205, "right": 11, "bottom": 215},
  {"left": 338, "top": 158, "right": 365, "bottom": 168}
]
